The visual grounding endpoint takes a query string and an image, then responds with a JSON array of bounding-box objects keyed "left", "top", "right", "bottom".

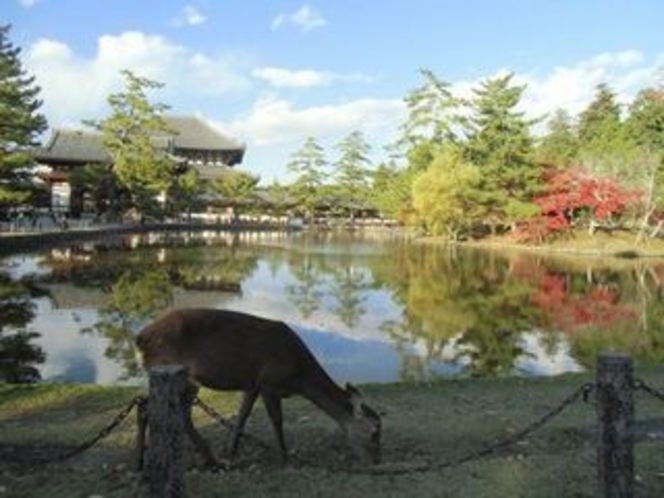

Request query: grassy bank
[
  {"left": 2, "top": 369, "right": 664, "bottom": 497},
  {"left": 428, "top": 230, "right": 664, "bottom": 259}
]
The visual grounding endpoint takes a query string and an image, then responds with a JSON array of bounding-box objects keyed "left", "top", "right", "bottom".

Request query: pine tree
[
  {"left": 0, "top": 24, "right": 47, "bottom": 207},
  {"left": 333, "top": 130, "right": 372, "bottom": 214},
  {"left": 464, "top": 73, "right": 538, "bottom": 227},
  {"left": 536, "top": 109, "right": 579, "bottom": 166},
  {"left": 286, "top": 136, "right": 327, "bottom": 220},
  {"left": 87, "top": 70, "right": 175, "bottom": 218},
  {"left": 577, "top": 83, "right": 623, "bottom": 153},
  {"left": 397, "top": 69, "right": 461, "bottom": 148},
  {"left": 627, "top": 87, "right": 664, "bottom": 152}
]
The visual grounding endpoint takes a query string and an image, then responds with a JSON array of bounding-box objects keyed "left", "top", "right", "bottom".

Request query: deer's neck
[{"left": 299, "top": 373, "right": 353, "bottom": 430}]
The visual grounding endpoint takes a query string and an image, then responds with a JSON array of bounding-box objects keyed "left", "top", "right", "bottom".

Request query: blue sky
[{"left": 4, "top": 0, "right": 664, "bottom": 183}]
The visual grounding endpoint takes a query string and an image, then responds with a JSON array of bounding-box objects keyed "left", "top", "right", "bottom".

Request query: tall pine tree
[
  {"left": 87, "top": 70, "right": 175, "bottom": 218},
  {"left": 334, "top": 130, "right": 372, "bottom": 214},
  {"left": 286, "top": 136, "right": 327, "bottom": 220},
  {"left": 464, "top": 73, "right": 538, "bottom": 228},
  {"left": 0, "top": 24, "right": 47, "bottom": 207},
  {"left": 577, "top": 83, "right": 623, "bottom": 153},
  {"left": 536, "top": 108, "right": 579, "bottom": 166}
]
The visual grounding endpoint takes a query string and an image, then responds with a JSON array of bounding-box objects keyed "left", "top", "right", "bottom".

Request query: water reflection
[
  {"left": 2, "top": 230, "right": 664, "bottom": 384},
  {"left": 0, "top": 272, "right": 45, "bottom": 382}
]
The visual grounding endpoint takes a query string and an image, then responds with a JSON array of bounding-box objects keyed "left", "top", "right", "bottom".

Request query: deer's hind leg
[{"left": 261, "top": 391, "right": 288, "bottom": 462}]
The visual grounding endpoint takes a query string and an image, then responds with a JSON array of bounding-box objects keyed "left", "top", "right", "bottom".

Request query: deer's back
[{"left": 136, "top": 308, "right": 317, "bottom": 392}]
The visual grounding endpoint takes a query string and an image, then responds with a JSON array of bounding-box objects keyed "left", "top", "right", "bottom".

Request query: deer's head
[{"left": 345, "top": 383, "right": 382, "bottom": 464}]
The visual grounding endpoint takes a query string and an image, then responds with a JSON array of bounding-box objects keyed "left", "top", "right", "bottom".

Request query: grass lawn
[{"left": 2, "top": 367, "right": 664, "bottom": 497}]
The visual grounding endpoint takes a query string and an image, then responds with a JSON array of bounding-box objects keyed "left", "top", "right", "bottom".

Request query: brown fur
[{"left": 136, "top": 308, "right": 381, "bottom": 468}]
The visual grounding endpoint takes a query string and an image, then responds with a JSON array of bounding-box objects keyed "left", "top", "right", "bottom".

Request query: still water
[{"left": 1, "top": 230, "right": 663, "bottom": 385}]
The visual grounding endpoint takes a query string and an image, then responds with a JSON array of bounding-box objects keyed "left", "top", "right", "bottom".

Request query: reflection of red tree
[{"left": 530, "top": 272, "right": 636, "bottom": 332}]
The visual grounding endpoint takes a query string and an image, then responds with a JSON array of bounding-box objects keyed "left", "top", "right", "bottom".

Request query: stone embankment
[{"left": 0, "top": 221, "right": 288, "bottom": 255}]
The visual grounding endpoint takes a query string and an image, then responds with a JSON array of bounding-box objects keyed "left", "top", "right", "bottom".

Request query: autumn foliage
[{"left": 516, "top": 167, "right": 642, "bottom": 242}]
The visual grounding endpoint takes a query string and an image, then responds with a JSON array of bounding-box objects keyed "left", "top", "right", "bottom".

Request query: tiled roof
[
  {"left": 161, "top": 116, "right": 245, "bottom": 152},
  {"left": 35, "top": 115, "right": 245, "bottom": 165},
  {"left": 36, "top": 130, "right": 110, "bottom": 164}
]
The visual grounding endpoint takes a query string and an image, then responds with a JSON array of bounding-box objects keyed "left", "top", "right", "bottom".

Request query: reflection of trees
[
  {"left": 0, "top": 274, "right": 45, "bottom": 382},
  {"left": 458, "top": 278, "right": 535, "bottom": 376},
  {"left": 285, "top": 254, "right": 324, "bottom": 318},
  {"left": 163, "top": 244, "right": 258, "bottom": 291},
  {"left": 39, "top": 232, "right": 259, "bottom": 291},
  {"left": 85, "top": 268, "right": 173, "bottom": 379},
  {"left": 282, "top": 244, "right": 372, "bottom": 325},
  {"left": 372, "top": 246, "right": 544, "bottom": 378},
  {"left": 329, "top": 260, "right": 369, "bottom": 328}
]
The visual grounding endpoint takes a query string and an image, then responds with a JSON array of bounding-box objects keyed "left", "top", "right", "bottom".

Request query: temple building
[{"left": 33, "top": 115, "right": 246, "bottom": 215}]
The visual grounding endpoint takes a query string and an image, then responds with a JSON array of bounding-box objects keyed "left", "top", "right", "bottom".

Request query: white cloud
[
  {"left": 252, "top": 66, "right": 371, "bottom": 88},
  {"left": 173, "top": 5, "right": 207, "bottom": 26},
  {"left": 271, "top": 4, "right": 327, "bottom": 32},
  {"left": 25, "top": 31, "right": 249, "bottom": 127},
  {"left": 447, "top": 50, "right": 663, "bottom": 132},
  {"left": 516, "top": 50, "right": 661, "bottom": 123},
  {"left": 222, "top": 96, "right": 405, "bottom": 147},
  {"left": 19, "top": 0, "right": 39, "bottom": 7}
]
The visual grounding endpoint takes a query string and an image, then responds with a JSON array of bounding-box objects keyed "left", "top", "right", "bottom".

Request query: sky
[{"left": 4, "top": 0, "right": 664, "bottom": 184}]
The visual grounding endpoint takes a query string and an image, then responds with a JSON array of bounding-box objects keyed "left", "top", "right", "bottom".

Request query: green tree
[
  {"left": 212, "top": 169, "right": 260, "bottom": 216},
  {"left": 625, "top": 87, "right": 664, "bottom": 239},
  {"left": 412, "top": 148, "right": 482, "bottom": 240},
  {"left": 397, "top": 69, "right": 461, "bottom": 149},
  {"left": 627, "top": 87, "right": 664, "bottom": 152},
  {"left": 68, "top": 162, "right": 120, "bottom": 217},
  {"left": 464, "top": 73, "right": 539, "bottom": 229},
  {"left": 333, "top": 130, "right": 372, "bottom": 216},
  {"left": 169, "top": 169, "right": 205, "bottom": 220},
  {"left": 286, "top": 136, "right": 327, "bottom": 220},
  {"left": 577, "top": 83, "right": 623, "bottom": 152},
  {"left": 577, "top": 84, "right": 640, "bottom": 192},
  {"left": 370, "top": 161, "right": 417, "bottom": 222},
  {"left": 536, "top": 108, "right": 579, "bottom": 166},
  {"left": 88, "top": 70, "right": 175, "bottom": 219},
  {"left": 0, "top": 24, "right": 48, "bottom": 207}
]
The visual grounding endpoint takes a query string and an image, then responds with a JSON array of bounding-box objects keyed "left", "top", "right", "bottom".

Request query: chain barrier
[
  {"left": 193, "top": 396, "right": 270, "bottom": 449},
  {"left": 11, "top": 378, "right": 645, "bottom": 475},
  {"left": 634, "top": 377, "right": 664, "bottom": 403},
  {"left": 10, "top": 395, "right": 146, "bottom": 465},
  {"left": 342, "top": 382, "right": 596, "bottom": 476}
]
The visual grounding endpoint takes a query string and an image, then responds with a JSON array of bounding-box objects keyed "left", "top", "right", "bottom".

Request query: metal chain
[
  {"left": 634, "top": 378, "right": 664, "bottom": 403},
  {"left": 12, "top": 395, "right": 146, "bottom": 465},
  {"left": 344, "top": 382, "right": 595, "bottom": 476},
  {"left": 192, "top": 397, "right": 270, "bottom": 449}
]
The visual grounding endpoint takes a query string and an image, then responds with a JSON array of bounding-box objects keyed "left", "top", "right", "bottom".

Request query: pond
[{"left": 1, "top": 229, "right": 663, "bottom": 385}]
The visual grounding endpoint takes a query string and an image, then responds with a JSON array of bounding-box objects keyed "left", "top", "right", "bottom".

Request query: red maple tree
[{"left": 516, "top": 167, "right": 642, "bottom": 242}]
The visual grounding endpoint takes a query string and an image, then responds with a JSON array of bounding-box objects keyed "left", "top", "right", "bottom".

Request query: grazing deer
[{"left": 135, "top": 308, "right": 381, "bottom": 468}]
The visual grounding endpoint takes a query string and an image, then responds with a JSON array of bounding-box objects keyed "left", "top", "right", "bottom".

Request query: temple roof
[
  {"left": 160, "top": 116, "right": 245, "bottom": 153},
  {"left": 35, "top": 115, "right": 246, "bottom": 167},
  {"left": 36, "top": 130, "right": 109, "bottom": 164}
]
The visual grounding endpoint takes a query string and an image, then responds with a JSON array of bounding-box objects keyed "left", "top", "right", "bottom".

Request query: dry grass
[{"left": 2, "top": 370, "right": 664, "bottom": 497}]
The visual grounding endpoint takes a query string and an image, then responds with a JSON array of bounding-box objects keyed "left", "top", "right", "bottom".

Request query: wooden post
[
  {"left": 596, "top": 353, "right": 634, "bottom": 498},
  {"left": 146, "top": 365, "right": 188, "bottom": 498}
]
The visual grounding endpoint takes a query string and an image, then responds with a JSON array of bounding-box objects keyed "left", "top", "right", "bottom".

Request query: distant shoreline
[{"left": 0, "top": 221, "right": 299, "bottom": 256}]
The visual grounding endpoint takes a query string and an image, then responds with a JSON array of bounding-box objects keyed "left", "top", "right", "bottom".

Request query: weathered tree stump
[
  {"left": 596, "top": 352, "right": 634, "bottom": 498},
  {"left": 146, "top": 365, "right": 188, "bottom": 498}
]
